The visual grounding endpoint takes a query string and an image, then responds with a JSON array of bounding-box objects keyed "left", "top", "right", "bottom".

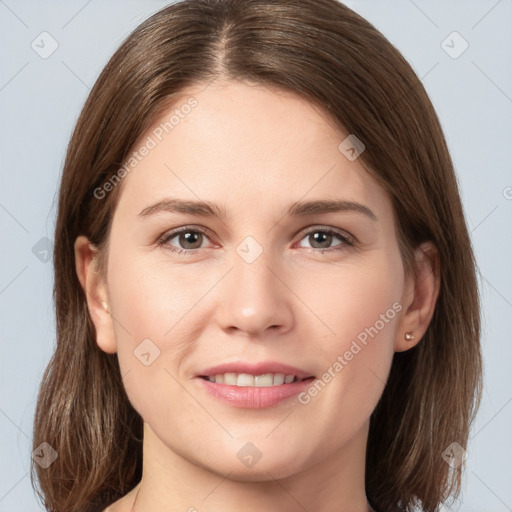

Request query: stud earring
[
  {"left": 101, "top": 301, "right": 109, "bottom": 313},
  {"left": 404, "top": 331, "right": 415, "bottom": 341}
]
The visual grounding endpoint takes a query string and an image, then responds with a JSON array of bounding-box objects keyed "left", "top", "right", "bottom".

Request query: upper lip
[{"left": 198, "top": 361, "right": 314, "bottom": 380}]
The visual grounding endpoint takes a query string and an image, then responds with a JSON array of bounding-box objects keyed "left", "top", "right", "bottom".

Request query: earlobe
[
  {"left": 395, "top": 241, "right": 441, "bottom": 352},
  {"left": 74, "top": 235, "right": 117, "bottom": 354}
]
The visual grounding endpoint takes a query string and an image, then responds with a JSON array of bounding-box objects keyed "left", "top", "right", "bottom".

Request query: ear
[
  {"left": 395, "top": 241, "right": 441, "bottom": 352},
  {"left": 74, "top": 235, "right": 117, "bottom": 354}
]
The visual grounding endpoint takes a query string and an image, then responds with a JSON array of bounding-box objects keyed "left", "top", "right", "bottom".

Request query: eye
[
  {"left": 296, "top": 226, "right": 354, "bottom": 252},
  {"left": 157, "top": 225, "right": 355, "bottom": 255},
  {"left": 157, "top": 226, "right": 214, "bottom": 254}
]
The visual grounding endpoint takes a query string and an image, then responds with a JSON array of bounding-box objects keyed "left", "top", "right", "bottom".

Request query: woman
[{"left": 31, "top": 1, "right": 483, "bottom": 511}]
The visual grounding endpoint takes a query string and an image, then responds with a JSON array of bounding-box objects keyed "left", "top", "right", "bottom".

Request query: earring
[
  {"left": 101, "top": 301, "right": 109, "bottom": 313},
  {"left": 404, "top": 331, "right": 415, "bottom": 341}
]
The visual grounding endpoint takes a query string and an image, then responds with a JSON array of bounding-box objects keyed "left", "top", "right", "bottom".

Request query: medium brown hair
[{"left": 32, "top": 1, "right": 483, "bottom": 511}]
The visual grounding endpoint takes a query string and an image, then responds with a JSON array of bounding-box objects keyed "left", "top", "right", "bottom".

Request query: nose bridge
[{"left": 216, "top": 234, "right": 293, "bottom": 336}]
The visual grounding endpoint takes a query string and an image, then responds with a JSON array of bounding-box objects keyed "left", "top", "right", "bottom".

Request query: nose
[{"left": 215, "top": 247, "right": 294, "bottom": 338}]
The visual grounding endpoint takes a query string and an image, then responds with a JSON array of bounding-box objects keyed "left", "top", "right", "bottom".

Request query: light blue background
[{"left": 1, "top": 1, "right": 511, "bottom": 510}]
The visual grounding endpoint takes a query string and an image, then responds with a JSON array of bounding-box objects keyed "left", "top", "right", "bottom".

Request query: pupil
[
  {"left": 177, "top": 231, "right": 333, "bottom": 250},
  {"left": 311, "top": 231, "right": 331, "bottom": 248},
  {"left": 181, "top": 232, "right": 201, "bottom": 249}
]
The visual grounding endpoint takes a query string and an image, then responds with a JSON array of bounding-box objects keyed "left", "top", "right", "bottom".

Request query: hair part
[{"left": 32, "top": 1, "right": 482, "bottom": 511}]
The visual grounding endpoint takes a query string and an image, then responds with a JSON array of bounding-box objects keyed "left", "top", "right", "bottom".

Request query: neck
[{"left": 131, "top": 421, "right": 373, "bottom": 512}]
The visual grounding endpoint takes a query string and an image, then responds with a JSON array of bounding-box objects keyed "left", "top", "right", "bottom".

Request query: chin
[
  {"left": 196, "top": 446, "right": 309, "bottom": 482},
  {"left": 213, "top": 460, "right": 304, "bottom": 482}
]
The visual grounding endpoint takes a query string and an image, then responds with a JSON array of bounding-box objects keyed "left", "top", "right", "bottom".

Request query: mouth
[
  {"left": 195, "top": 362, "right": 316, "bottom": 408},
  {"left": 198, "top": 373, "right": 314, "bottom": 386}
]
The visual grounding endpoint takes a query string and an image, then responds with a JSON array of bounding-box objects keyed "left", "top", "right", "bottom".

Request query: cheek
[
  {"left": 105, "top": 249, "right": 236, "bottom": 412},
  {"left": 107, "top": 252, "right": 213, "bottom": 340},
  {"left": 298, "top": 254, "right": 402, "bottom": 418},
  {"left": 106, "top": 261, "right": 199, "bottom": 423},
  {"left": 303, "top": 251, "right": 404, "bottom": 347}
]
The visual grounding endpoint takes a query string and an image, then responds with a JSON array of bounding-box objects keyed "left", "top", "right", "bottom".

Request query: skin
[{"left": 75, "top": 80, "right": 440, "bottom": 512}]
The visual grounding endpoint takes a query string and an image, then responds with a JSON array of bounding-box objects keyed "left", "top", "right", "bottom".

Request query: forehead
[{"left": 113, "top": 80, "right": 391, "bottom": 222}]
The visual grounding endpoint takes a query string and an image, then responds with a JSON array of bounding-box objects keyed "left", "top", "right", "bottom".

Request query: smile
[
  {"left": 200, "top": 372, "right": 309, "bottom": 386},
  {"left": 195, "top": 362, "right": 316, "bottom": 408}
]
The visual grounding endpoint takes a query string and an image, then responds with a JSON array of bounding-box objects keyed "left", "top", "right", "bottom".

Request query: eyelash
[{"left": 157, "top": 225, "right": 355, "bottom": 255}]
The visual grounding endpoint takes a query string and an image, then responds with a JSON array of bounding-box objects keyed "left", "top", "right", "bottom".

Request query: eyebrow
[{"left": 138, "top": 198, "right": 377, "bottom": 221}]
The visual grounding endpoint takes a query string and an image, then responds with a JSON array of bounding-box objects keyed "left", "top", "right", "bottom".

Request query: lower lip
[{"left": 196, "top": 377, "right": 315, "bottom": 409}]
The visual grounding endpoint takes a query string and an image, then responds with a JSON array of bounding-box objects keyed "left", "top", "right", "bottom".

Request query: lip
[
  {"left": 195, "top": 361, "right": 315, "bottom": 409},
  {"left": 197, "top": 361, "right": 314, "bottom": 381},
  {"left": 197, "top": 377, "right": 315, "bottom": 408}
]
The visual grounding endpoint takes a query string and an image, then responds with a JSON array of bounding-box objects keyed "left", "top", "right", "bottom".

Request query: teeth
[
  {"left": 205, "top": 372, "right": 300, "bottom": 386},
  {"left": 254, "top": 374, "right": 274, "bottom": 387},
  {"left": 224, "top": 373, "right": 237, "bottom": 385},
  {"left": 237, "top": 373, "right": 254, "bottom": 386},
  {"left": 272, "top": 373, "right": 285, "bottom": 386}
]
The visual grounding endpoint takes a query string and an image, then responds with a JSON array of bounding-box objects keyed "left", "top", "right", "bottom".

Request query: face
[{"left": 84, "top": 80, "right": 418, "bottom": 481}]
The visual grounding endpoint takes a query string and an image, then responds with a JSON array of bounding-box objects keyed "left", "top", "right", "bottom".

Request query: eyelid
[
  {"left": 297, "top": 225, "right": 356, "bottom": 245},
  {"left": 157, "top": 225, "right": 218, "bottom": 247},
  {"left": 157, "top": 224, "right": 356, "bottom": 252}
]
